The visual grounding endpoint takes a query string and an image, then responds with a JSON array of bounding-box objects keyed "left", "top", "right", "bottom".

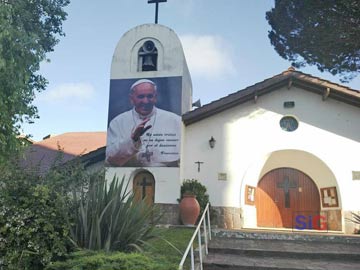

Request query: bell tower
[
  {"left": 105, "top": 23, "right": 192, "bottom": 224},
  {"left": 109, "top": 23, "right": 192, "bottom": 115}
]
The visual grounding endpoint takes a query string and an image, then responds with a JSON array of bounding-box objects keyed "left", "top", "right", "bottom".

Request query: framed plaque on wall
[
  {"left": 320, "top": 186, "right": 339, "bottom": 208},
  {"left": 245, "top": 185, "right": 256, "bottom": 205}
]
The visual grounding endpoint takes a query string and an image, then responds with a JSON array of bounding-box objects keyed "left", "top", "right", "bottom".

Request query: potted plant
[
  {"left": 179, "top": 191, "right": 200, "bottom": 226},
  {"left": 178, "top": 179, "right": 210, "bottom": 225}
]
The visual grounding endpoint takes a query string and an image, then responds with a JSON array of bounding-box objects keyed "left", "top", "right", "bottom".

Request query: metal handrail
[{"left": 178, "top": 203, "right": 211, "bottom": 270}]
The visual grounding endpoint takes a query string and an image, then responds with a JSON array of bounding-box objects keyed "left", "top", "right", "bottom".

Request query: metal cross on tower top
[{"left": 148, "top": 0, "right": 167, "bottom": 24}]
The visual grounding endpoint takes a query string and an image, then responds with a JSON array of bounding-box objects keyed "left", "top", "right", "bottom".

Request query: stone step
[
  {"left": 203, "top": 253, "right": 360, "bottom": 270},
  {"left": 202, "top": 230, "right": 360, "bottom": 270},
  {"left": 208, "top": 237, "right": 360, "bottom": 261},
  {"left": 212, "top": 228, "right": 360, "bottom": 244}
]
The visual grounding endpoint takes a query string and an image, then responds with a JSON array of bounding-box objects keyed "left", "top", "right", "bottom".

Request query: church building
[{"left": 105, "top": 23, "right": 360, "bottom": 234}]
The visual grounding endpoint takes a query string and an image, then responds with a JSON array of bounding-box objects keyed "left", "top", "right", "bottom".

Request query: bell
[
  {"left": 142, "top": 40, "right": 156, "bottom": 53},
  {"left": 142, "top": 55, "right": 156, "bottom": 71}
]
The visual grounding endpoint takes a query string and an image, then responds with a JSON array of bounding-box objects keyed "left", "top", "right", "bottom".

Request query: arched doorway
[
  {"left": 256, "top": 167, "right": 320, "bottom": 228},
  {"left": 133, "top": 171, "right": 155, "bottom": 206}
]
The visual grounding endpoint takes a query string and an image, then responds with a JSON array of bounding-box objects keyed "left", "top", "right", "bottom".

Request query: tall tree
[
  {"left": 0, "top": 0, "right": 69, "bottom": 162},
  {"left": 266, "top": 0, "right": 360, "bottom": 82}
]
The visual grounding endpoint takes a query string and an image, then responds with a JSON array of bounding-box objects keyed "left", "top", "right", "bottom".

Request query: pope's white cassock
[{"left": 106, "top": 107, "right": 181, "bottom": 167}]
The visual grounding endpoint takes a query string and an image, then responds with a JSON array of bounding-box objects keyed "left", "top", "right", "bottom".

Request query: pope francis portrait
[{"left": 106, "top": 79, "right": 181, "bottom": 167}]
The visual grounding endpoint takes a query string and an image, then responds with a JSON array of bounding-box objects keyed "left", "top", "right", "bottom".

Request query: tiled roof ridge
[
  {"left": 281, "top": 68, "right": 359, "bottom": 93},
  {"left": 51, "top": 131, "right": 105, "bottom": 136},
  {"left": 33, "top": 131, "right": 106, "bottom": 154},
  {"left": 182, "top": 68, "right": 360, "bottom": 125},
  {"left": 183, "top": 70, "right": 289, "bottom": 116},
  {"left": 185, "top": 68, "right": 359, "bottom": 117},
  {"left": 39, "top": 131, "right": 106, "bottom": 142}
]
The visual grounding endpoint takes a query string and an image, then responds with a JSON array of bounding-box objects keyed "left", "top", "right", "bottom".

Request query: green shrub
[
  {"left": 47, "top": 228, "right": 195, "bottom": 270},
  {"left": 0, "top": 164, "right": 71, "bottom": 270},
  {"left": 178, "top": 179, "right": 210, "bottom": 220},
  {"left": 0, "top": 156, "right": 103, "bottom": 269},
  {"left": 46, "top": 250, "right": 174, "bottom": 270},
  {"left": 70, "top": 176, "right": 160, "bottom": 252}
]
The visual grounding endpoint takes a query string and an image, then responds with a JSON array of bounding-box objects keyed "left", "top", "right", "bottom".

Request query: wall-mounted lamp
[{"left": 209, "top": 136, "right": 216, "bottom": 148}]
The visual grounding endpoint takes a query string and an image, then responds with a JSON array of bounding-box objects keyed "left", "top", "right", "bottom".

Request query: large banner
[{"left": 106, "top": 76, "right": 182, "bottom": 167}]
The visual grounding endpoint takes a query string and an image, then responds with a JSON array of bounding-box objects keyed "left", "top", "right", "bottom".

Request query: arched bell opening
[{"left": 138, "top": 40, "right": 158, "bottom": 71}]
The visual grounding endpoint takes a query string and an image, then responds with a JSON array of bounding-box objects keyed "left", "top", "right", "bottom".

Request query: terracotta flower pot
[{"left": 179, "top": 193, "right": 200, "bottom": 225}]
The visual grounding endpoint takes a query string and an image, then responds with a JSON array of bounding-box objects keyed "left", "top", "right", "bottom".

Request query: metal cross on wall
[
  {"left": 195, "top": 161, "right": 204, "bottom": 172},
  {"left": 148, "top": 0, "right": 167, "bottom": 24},
  {"left": 137, "top": 177, "right": 152, "bottom": 200},
  {"left": 277, "top": 177, "right": 297, "bottom": 208}
]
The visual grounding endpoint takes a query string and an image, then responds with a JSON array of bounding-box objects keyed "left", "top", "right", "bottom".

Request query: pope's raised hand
[{"left": 131, "top": 118, "right": 152, "bottom": 142}]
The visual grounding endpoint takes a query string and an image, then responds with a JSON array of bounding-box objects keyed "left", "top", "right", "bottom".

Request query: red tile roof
[{"left": 22, "top": 132, "right": 106, "bottom": 174}]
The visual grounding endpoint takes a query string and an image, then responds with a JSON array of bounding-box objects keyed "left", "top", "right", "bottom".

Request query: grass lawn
[{"left": 145, "top": 226, "right": 196, "bottom": 268}]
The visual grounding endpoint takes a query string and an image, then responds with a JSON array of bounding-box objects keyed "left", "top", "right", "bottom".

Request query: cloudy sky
[{"left": 22, "top": 0, "right": 360, "bottom": 141}]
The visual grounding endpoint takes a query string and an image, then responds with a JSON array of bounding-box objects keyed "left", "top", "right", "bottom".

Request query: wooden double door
[{"left": 256, "top": 168, "right": 320, "bottom": 228}]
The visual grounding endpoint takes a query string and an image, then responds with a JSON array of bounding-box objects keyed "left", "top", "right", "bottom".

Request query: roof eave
[
  {"left": 183, "top": 71, "right": 360, "bottom": 126},
  {"left": 183, "top": 74, "right": 291, "bottom": 125}
]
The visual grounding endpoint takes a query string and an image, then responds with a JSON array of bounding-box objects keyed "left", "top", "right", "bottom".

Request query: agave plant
[
  {"left": 347, "top": 212, "right": 360, "bottom": 225},
  {"left": 70, "top": 175, "right": 159, "bottom": 252}
]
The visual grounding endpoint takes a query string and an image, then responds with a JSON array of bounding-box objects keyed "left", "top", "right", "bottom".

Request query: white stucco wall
[
  {"left": 106, "top": 167, "right": 180, "bottom": 204},
  {"left": 182, "top": 86, "right": 360, "bottom": 216}
]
